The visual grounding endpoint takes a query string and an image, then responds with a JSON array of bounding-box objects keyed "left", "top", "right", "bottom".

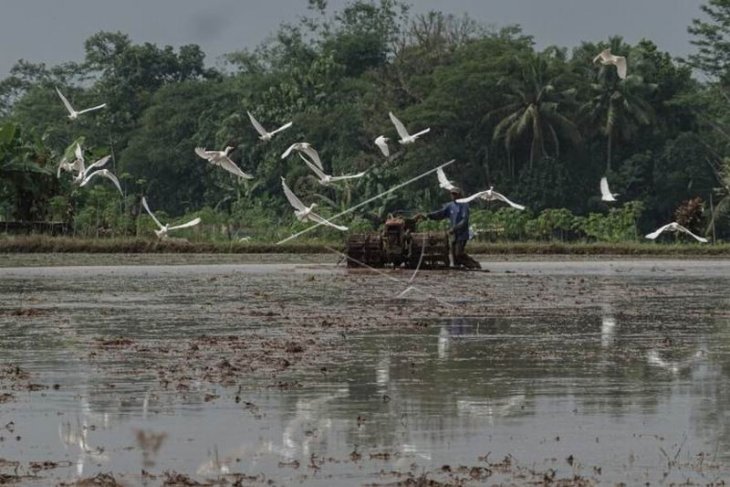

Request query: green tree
[
  {"left": 580, "top": 38, "right": 656, "bottom": 172},
  {"left": 688, "top": 0, "right": 730, "bottom": 82},
  {"left": 119, "top": 78, "right": 239, "bottom": 215},
  {"left": 0, "top": 122, "right": 56, "bottom": 220},
  {"left": 489, "top": 51, "right": 580, "bottom": 173}
]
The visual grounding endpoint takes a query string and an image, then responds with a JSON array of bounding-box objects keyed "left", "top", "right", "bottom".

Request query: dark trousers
[{"left": 452, "top": 239, "right": 481, "bottom": 269}]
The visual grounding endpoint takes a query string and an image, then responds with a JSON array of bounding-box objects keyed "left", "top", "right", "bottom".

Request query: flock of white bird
[{"left": 51, "top": 49, "right": 707, "bottom": 243}]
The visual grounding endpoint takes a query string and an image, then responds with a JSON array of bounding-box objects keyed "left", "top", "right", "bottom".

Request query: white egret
[
  {"left": 141, "top": 197, "right": 201, "bottom": 239},
  {"left": 281, "top": 142, "right": 324, "bottom": 171},
  {"left": 600, "top": 176, "right": 618, "bottom": 202},
  {"left": 374, "top": 135, "right": 390, "bottom": 157},
  {"left": 55, "top": 87, "right": 106, "bottom": 120},
  {"left": 645, "top": 222, "right": 708, "bottom": 243},
  {"left": 298, "top": 153, "right": 365, "bottom": 185},
  {"left": 457, "top": 187, "right": 526, "bottom": 210},
  {"left": 195, "top": 146, "right": 253, "bottom": 179},
  {"left": 79, "top": 168, "right": 123, "bottom": 195},
  {"left": 247, "top": 111, "right": 292, "bottom": 141},
  {"left": 593, "top": 48, "right": 627, "bottom": 80},
  {"left": 388, "top": 112, "right": 430, "bottom": 144},
  {"left": 61, "top": 148, "right": 122, "bottom": 195},
  {"left": 58, "top": 143, "right": 85, "bottom": 178},
  {"left": 281, "top": 178, "right": 348, "bottom": 231},
  {"left": 437, "top": 166, "right": 458, "bottom": 192}
]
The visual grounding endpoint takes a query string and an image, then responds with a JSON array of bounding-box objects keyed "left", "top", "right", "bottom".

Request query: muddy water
[{"left": 0, "top": 258, "right": 729, "bottom": 485}]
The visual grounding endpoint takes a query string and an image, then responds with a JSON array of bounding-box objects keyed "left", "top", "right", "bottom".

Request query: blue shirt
[{"left": 428, "top": 201, "right": 470, "bottom": 241}]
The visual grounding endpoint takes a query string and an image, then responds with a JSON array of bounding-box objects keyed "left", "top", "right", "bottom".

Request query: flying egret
[
  {"left": 457, "top": 187, "right": 526, "bottom": 210},
  {"left": 600, "top": 177, "right": 618, "bottom": 202},
  {"left": 56, "top": 144, "right": 84, "bottom": 178},
  {"left": 57, "top": 143, "right": 85, "bottom": 178},
  {"left": 79, "top": 168, "right": 123, "bottom": 194},
  {"left": 247, "top": 111, "right": 292, "bottom": 142},
  {"left": 141, "top": 196, "right": 201, "bottom": 239},
  {"left": 388, "top": 112, "right": 430, "bottom": 145},
  {"left": 374, "top": 135, "right": 390, "bottom": 157},
  {"left": 645, "top": 222, "right": 708, "bottom": 243},
  {"left": 281, "top": 142, "right": 324, "bottom": 171},
  {"left": 593, "top": 48, "right": 627, "bottom": 80},
  {"left": 281, "top": 178, "right": 348, "bottom": 231},
  {"left": 195, "top": 146, "right": 253, "bottom": 179},
  {"left": 59, "top": 148, "right": 122, "bottom": 195},
  {"left": 437, "top": 166, "right": 458, "bottom": 192},
  {"left": 298, "top": 153, "right": 366, "bottom": 185},
  {"left": 55, "top": 87, "right": 106, "bottom": 120}
]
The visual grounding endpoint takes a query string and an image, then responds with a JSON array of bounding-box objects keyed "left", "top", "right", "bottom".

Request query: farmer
[{"left": 417, "top": 187, "right": 481, "bottom": 269}]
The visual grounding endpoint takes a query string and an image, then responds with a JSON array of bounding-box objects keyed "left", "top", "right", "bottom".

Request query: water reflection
[
  {"left": 58, "top": 393, "right": 110, "bottom": 476},
  {"left": 375, "top": 354, "right": 390, "bottom": 390},
  {"left": 2, "top": 261, "right": 730, "bottom": 485},
  {"left": 646, "top": 349, "right": 706, "bottom": 375},
  {"left": 437, "top": 318, "right": 473, "bottom": 360},
  {"left": 601, "top": 314, "right": 616, "bottom": 348},
  {"left": 437, "top": 326, "right": 449, "bottom": 360}
]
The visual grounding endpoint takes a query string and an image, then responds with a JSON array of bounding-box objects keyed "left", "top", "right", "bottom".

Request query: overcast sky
[{"left": 0, "top": 0, "right": 705, "bottom": 78}]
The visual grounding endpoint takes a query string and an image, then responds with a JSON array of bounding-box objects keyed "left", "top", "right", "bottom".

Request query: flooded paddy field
[{"left": 1, "top": 256, "right": 729, "bottom": 485}]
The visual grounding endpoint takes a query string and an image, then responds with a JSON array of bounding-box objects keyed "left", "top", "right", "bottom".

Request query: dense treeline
[{"left": 1, "top": 0, "right": 729, "bottom": 242}]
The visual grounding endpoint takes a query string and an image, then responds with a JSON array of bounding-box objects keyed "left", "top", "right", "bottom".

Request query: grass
[
  {"left": 1, "top": 235, "right": 730, "bottom": 255},
  {"left": 0, "top": 235, "right": 337, "bottom": 254}
]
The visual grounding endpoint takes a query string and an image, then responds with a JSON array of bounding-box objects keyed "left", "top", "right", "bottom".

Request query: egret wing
[
  {"left": 81, "top": 169, "right": 123, "bottom": 195},
  {"left": 456, "top": 191, "right": 487, "bottom": 204},
  {"left": 411, "top": 128, "right": 430, "bottom": 139},
  {"left": 388, "top": 112, "right": 410, "bottom": 139},
  {"left": 299, "top": 145, "right": 324, "bottom": 170},
  {"left": 57, "top": 159, "right": 67, "bottom": 178},
  {"left": 437, "top": 167, "right": 456, "bottom": 191},
  {"left": 84, "top": 155, "right": 111, "bottom": 176},
  {"left": 600, "top": 177, "right": 615, "bottom": 201},
  {"left": 615, "top": 56, "right": 627, "bottom": 79},
  {"left": 645, "top": 223, "right": 673, "bottom": 240},
  {"left": 308, "top": 211, "right": 348, "bottom": 231},
  {"left": 374, "top": 136, "right": 389, "bottom": 157},
  {"left": 167, "top": 217, "right": 201, "bottom": 232},
  {"left": 281, "top": 178, "right": 307, "bottom": 211},
  {"left": 281, "top": 143, "right": 298, "bottom": 159},
  {"left": 269, "top": 121, "right": 293, "bottom": 136},
  {"left": 195, "top": 147, "right": 214, "bottom": 160},
  {"left": 247, "top": 111, "right": 268, "bottom": 137},
  {"left": 55, "top": 87, "right": 75, "bottom": 115},
  {"left": 329, "top": 171, "right": 366, "bottom": 182},
  {"left": 77, "top": 103, "right": 106, "bottom": 115},
  {"left": 675, "top": 223, "right": 708, "bottom": 243},
  {"left": 217, "top": 156, "right": 253, "bottom": 179},
  {"left": 593, "top": 48, "right": 610, "bottom": 64},
  {"left": 492, "top": 191, "right": 525, "bottom": 210},
  {"left": 298, "top": 152, "right": 327, "bottom": 180},
  {"left": 141, "top": 196, "right": 165, "bottom": 230}
]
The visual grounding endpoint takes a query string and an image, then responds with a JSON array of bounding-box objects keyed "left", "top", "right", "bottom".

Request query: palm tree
[
  {"left": 580, "top": 40, "right": 656, "bottom": 172},
  {"left": 488, "top": 52, "right": 581, "bottom": 175}
]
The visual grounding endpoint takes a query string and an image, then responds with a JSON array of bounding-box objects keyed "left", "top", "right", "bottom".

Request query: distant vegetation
[{"left": 1, "top": 0, "right": 730, "bottom": 245}]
